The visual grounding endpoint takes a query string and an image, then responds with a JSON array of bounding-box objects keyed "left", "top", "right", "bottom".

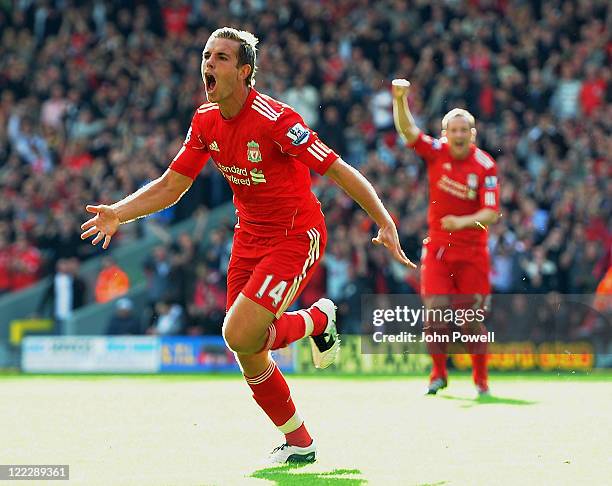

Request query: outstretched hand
[
  {"left": 80, "top": 205, "right": 120, "bottom": 250},
  {"left": 372, "top": 224, "right": 417, "bottom": 268}
]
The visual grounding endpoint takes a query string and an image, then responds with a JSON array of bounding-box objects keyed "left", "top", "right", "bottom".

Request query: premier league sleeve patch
[
  {"left": 423, "top": 135, "right": 441, "bottom": 150},
  {"left": 484, "top": 176, "right": 498, "bottom": 189},
  {"left": 286, "top": 122, "right": 311, "bottom": 146}
]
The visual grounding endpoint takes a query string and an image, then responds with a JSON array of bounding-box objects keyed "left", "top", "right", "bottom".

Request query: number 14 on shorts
[{"left": 256, "top": 274, "right": 288, "bottom": 307}]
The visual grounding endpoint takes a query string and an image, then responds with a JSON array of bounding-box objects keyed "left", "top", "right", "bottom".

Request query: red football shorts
[
  {"left": 226, "top": 220, "right": 327, "bottom": 318},
  {"left": 420, "top": 238, "right": 491, "bottom": 298}
]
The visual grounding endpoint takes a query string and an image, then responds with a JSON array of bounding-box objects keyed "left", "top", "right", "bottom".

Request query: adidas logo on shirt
[{"left": 209, "top": 141, "right": 220, "bottom": 152}]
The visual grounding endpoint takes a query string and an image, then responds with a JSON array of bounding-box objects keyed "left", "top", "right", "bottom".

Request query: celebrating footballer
[
  {"left": 81, "top": 28, "right": 415, "bottom": 464},
  {"left": 392, "top": 79, "right": 501, "bottom": 397}
]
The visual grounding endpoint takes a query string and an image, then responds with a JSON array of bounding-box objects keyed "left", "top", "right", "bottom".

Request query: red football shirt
[
  {"left": 409, "top": 133, "right": 499, "bottom": 248},
  {"left": 10, "top": 245, "right": 41, "bottom": 290},
  {"left": 170, "top": 89, "right": 339, "bottom": 236},
  {"left": 0, "top": 246, "right": 11, "bottom": 291}
]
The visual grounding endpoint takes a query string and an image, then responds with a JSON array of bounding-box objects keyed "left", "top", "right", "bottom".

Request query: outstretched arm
[
  {"left": 325, "top": 158, "right": 416, "bottom": 268},
  {"left": 440, "top": 208, "right": 499, "bottom": 231},
  {"left": 391, "top": 79, "right": 421, "bottom": 145},
  {"left": 81, "top": 169, "right": 193, "bottom": 249}
]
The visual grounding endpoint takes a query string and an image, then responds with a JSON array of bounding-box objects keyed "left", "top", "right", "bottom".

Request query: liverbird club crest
[{"left": 247, "top": 140, "right": 262, "bottom": 163}]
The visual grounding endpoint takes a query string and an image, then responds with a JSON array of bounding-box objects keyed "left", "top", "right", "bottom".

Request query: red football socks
[
  {"left": 244, "top": 361, "right": 312, "bottom": 446},
  {"left": 471, "top": 353, "right": 488, "bottom": 389},
  {"left": 464, "top": 324, "right": 489, "bottom": 388},
  {"left": 262, "top": 306, "right": 328, "bottom": 351},
  {"left": 309, "top": 306, "right": 328, "bottom": 336},
  {"left": 430, "top": 354, "right": 448, "bottom": 381},
  {"left": 284, "top": 423, "right": 313, "bottom": 447}
]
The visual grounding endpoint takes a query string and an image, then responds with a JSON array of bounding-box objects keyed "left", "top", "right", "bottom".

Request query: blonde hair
[
  {"left": 441, "top": 108, "right": 475, "bottom": 130},
  {"left": 210, "top": 27, "right": 258, "bottom": 87}
]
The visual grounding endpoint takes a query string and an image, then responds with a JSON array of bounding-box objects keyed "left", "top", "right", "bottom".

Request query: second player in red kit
[
  {"left": 410, "top": 125, "right": 499, "bottom": 300},
  {"left": 392, "top": 79, "right": 500, "bottom": 396},
  {"left": 81, "top": 28, "right": 415, "bottom": 463}
]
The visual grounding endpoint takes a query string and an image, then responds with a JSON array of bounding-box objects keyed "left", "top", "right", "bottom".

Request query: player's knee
[
  {"left": 222, "top": 318, "right": 260, "bottom": 354},
  {"left": 222, "top": 323, "right": 244, "bottom": 353}
]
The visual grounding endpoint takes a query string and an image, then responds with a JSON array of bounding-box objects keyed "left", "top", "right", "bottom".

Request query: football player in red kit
[
  {"left": 81, "top": 28, "right": 415, "bottom": 463},
  {"left": 391, "top": 79, "right": 500, "bottom": 396}
]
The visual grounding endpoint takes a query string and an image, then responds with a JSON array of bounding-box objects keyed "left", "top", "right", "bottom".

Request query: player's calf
[{"left": 262, "top": 298, "right": 339, "bottom": 353}]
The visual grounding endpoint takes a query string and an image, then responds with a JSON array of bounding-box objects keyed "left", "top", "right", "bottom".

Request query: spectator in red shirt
[
  {"left": 579, "top": 64, "right": 607, "bottom": 117},
  {"left": 187, "top": 263, "right": 225, "bottom": 335},
  {"left": 0, "top": 235, "right": 12, "bottom": 294},
  {"left": 299, "top": 264, "right": 326, "bottom": 308},
  {"left": 63, "top": 141, "right": 94, "bottom": 171},
  {"left": 95, "top": 257, "right": 130, "bottom": 303},
  {"left": 162, "top": 0, "right": 190, "bottom": 37},
  {"left": 10, "top": 234, "right": 42, "bottom": 291},
  {"left": 469, "top": 42, "right": 491, "bottom": 73}
]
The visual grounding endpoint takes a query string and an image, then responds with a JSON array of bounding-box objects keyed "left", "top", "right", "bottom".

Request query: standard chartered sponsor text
[{"left": 217, "top": 163, "right": 266, "bottom": 186}]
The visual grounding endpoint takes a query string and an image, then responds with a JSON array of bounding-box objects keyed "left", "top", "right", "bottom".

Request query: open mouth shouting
[
  {"left": 204, "top": 73, "right": 217, "bottom": 94},
  {"left": 451, "top": 136, "right": 471, "bottom": 149}
]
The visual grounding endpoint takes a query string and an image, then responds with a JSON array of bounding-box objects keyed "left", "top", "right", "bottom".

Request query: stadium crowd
[{"left": 0, "top": 0, "right": 609, "bottom": 333}]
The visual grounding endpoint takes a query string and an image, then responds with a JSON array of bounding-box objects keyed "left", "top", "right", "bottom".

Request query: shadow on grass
[
  {"left": 439, "top": 394, "right": 538, "bottom": 408},
  {"left": 251, "top": 463, "right": 366, "bottom": 485}
]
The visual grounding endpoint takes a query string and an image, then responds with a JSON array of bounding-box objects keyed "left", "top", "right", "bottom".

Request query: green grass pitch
[{"left": 1, "top": 373, "right": 610, "bottom": 485}]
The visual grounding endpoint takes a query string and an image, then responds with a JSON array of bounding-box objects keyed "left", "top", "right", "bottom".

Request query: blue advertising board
[
  {"left": 160, "top": 336, "right": 237, "bottom": 372},
  {"left": 160, "top": 336, "right": 295, "bottom": 373}
]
